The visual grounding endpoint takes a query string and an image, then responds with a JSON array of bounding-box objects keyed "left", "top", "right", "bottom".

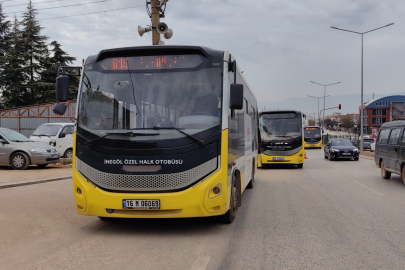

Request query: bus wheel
[
  {"left": 297, "top": 163, "right": 303, "bottom": 169},
  {"left": 401, "top": 166, "right": 405, "bottom": 185},
  {"left": 220, "top": 175, "right": 237, "bottom": 224},
  {"left": 246, "top": 164, "right": 254, "bottom": 189}
]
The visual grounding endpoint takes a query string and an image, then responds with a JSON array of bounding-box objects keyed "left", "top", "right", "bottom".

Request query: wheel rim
[
  {"left": 13, "top": 155, "right": 24, "bottom": 168},
  {"left": 381, "top": 162, "right": 386, "bottom": 177},
  {"left": 66, "top": 151, "right": 73, "bottom": 159}
]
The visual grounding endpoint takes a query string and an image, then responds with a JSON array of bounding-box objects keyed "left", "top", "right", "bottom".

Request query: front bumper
[
  {"left": 304, "top": 141, "right": 322, "bottom": 148},
  {"left": 30, "top": 153, "right": 60, "bottom": 164},
  {"left": 330, "top": 152, "right": 359, "bottom": 159},
  {"left": 259, "top": 149, "right": 305, "bottom": 165},
  {"left": 73, "top": 164, "right": 228, "bottom": 218}
]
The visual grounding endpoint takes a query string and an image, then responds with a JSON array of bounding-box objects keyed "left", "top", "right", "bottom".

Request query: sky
[{"left": 2, "top": 0, "right": 405, "bottom": 114}]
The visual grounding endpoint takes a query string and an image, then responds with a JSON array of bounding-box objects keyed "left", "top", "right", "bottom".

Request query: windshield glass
[
  {"left": 78, "top": 55, "right": 222, "bottom": 145},
  {"left": 0, "top": 129, "right": 30, "bottom": 142},
  {"left": 259, "top": 113, "right": 302, "bottom": 141},
  {"left": 304, "top": 127, "right": 321, "bottom": 138},
  {"left": 331, "top": 139, "right": 353, "bottom": 146},
  {"left": 32, "top": 125, "right": 62, "bottom": 136}
]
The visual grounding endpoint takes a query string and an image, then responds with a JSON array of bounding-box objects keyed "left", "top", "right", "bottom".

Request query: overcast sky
[{"left": 3, "top": 0, "right": 404, "bottom": 107}]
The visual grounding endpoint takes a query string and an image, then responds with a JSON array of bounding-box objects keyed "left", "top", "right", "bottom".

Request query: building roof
[{"left": 365, "top": 95, "right": 405, "bottom": 108}]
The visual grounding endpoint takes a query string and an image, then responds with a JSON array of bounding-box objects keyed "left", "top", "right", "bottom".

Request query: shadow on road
[
  {"left": 84, "top": 216, "right": 224, "bottom": 235},
  {"left": 258, "top": 164, "right": 302, "bottom": 170}
]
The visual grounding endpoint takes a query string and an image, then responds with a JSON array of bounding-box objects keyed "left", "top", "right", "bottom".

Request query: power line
[
  {"left": 4, "top": 0, "right": 110, "bottom": 14},
  {"left": 39, "top": 5, "right": 143, "bottom": 20},
  {"left": 4, "top": 0, "right": 65, "bottom": 8}
]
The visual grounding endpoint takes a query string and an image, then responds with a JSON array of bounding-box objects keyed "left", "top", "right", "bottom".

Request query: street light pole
[
  {"left": 308, "top": 95, "right": 330, "bottom": 125},
  {"left": 330, "top": 23, "right": 394, "bottom": 151},
  {"left": 310, "top": 81, "right": 341, "bottom": 130}
]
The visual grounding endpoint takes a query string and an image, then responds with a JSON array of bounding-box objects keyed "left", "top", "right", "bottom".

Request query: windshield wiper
[
  {"left": 32, "top": 134, "right": 51, "bottom": 138},
  {"left": 85, "top": 131, "right": 159, "bottom": 148},
  {"left": 151, "top": 126, "right": 205, "bottom": 146}
]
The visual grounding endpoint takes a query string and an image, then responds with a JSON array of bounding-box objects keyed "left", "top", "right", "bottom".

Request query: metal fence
[{"left": 0, "top": 101, "right": 76, "bottom": 137}]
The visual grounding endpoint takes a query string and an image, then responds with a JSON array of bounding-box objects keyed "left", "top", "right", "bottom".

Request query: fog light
[
  {"left": 213, "top": 186, "right": 220, "bottom": 194},
  {"left": 77, "top": 187, "right": 82, "bottom": 194},
  {"left": 106, "top": 209, "right": 114, "bottom": 214}
]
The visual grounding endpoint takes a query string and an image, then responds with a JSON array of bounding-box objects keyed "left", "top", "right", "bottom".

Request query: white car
[{"left": 30, "top": 123, "right": 74, "bottom": 158}]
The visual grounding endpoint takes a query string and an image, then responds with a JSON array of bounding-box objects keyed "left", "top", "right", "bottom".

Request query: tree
[
  {"left": 340, "top": 115, "right": 354, "bottom": 131},
  {"left": 20, "top": 0, "right": 48, "bottom": 104},
  {"left": 0, "top": 3, "right": 11, "bottom": 105},
  {"left": 308, "top": 119, "right": 315, "bottom": 126},
  {"left": 1, "top": 16, "right": 29, "bottom": 108},
  {"left": 38, "top": 41, "right": 77, "bottom": 103}
]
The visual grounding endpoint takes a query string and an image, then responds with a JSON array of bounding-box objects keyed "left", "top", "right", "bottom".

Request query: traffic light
[{"left": 339, "top": 104, "right": 341, "bottom": 110}]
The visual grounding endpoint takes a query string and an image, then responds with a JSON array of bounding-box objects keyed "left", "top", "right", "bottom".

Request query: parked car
[
  {"left": 0, "top": 128, "right": 60, "bottom": 170},
  {"left": 30, "top": 123, "right": 74, "bottom": 158},
  {"left": 374, "top": 121, "right": 405, "bottom": 183},
  {"left": 324, "top": 138, "right": 359, "bottom": 161},
  {"left": 363, "top": 138, "right": 375, "bottom": 151}
]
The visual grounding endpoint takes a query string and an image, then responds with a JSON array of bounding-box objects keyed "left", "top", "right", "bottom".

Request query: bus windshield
[
  {"left": 259, "top": 113, "right": 302, "bottom": 141},
  {"left": 77, "top": 55, "right": 222, "bottom": 145},
  {"left": 304, "top": 127, "right": 321, "bottom": 139}
]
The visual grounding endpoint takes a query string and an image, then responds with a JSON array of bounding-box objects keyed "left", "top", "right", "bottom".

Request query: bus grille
[
  {"left": 76, "top": 157, "right": 218, "bottom": 192},
  {"left": 263, "top": 146, "right": 302, "bottom": 156}
]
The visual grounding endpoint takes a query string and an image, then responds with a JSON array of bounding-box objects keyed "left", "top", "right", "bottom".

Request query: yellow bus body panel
[
  {"left": 260, "top": 148, "right": 305, "bottom": 165},
  {"left": 72, "top": 130, "right": 231, "bottom": 218},
  {"left": 304, "top": 141, "right": 322, "bottom": 149}
]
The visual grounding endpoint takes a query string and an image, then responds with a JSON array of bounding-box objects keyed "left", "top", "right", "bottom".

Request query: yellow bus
[
  {"left": 53, "top": 46, "right": 258, "bottom": 223},
  {"left": 304, "top": 126, "right": 322, "bottom": 149},
  {"left": 257, "top": 110, "right": 305, "bottom": 168}
]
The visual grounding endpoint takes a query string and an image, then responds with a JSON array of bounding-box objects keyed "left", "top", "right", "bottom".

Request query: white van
[{"left": 30, "top": 123, "right": 74, "bottom": 158}]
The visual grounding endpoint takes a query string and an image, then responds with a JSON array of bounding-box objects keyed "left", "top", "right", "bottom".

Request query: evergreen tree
[
  {"left": 1, "top": 16, "right": 29, "bottom": 108},
  {"left": 0, "top": 3, "right": 11, "bottom": 107},
  {"left": 20, "top": 0, "right": 48, "bottom": 104},
  {"left": 38, "top": 41, "right": 78, "bottom": 103}
]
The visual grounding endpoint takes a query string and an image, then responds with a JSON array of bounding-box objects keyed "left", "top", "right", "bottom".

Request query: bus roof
[
  {"left": 85, "top": 45, "right": 225, "bottom": 65},
  {"left": 259, "top": 110, "right": 302, "bottom": 116}
]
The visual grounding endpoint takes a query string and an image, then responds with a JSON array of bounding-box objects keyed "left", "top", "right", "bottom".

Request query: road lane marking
[
  {"left": 190, "top": 256, "right": 210, "bottom": 270},
  {"left": 353, "top": 181, "right": 385, "bottom": 196}
]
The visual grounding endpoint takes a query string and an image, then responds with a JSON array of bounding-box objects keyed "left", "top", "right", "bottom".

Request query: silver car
[{"left": 0, "top": 128, "right": 60, "bottom": 170}]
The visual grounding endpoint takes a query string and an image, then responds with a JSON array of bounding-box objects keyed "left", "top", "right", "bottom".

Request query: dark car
[
  {"left": 324, "top": 139, "right": 359, "bottom": 161},
  {"left": 363, "top": 138, "right": 375, "bottom": 151},
  {"left": 374, "top": 121, "right": 405, "bottom": 183}
]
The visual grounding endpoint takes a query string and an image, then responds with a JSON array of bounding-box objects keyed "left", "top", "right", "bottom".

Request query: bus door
[{"left": 244, "top": 113, "right": 252, "bottom": 188}]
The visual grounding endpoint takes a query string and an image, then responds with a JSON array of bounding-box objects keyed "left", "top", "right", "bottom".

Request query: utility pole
[{"left": 151, "top": 0, "right": 161, "bottom": 45}]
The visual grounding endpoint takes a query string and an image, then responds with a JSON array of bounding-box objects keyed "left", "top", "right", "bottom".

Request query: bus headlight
[{"left": 49, "top": 139, "right": 56, "bottom": 146}]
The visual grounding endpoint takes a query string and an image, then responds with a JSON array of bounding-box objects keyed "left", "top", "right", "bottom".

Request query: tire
[
  {"left": 246, "top": 163, "right": 254, "bottom": 189},
  {"left": 37, "top": 164, "right": 48, "bottom": 168},
  {"left": 401, "top": 166, "right": 405, "bottom": 186},
  {"left": 220, "top": 175, "right": 237, "bottom": 224},
  {"left": 10, "top": 152, "right": 30, "bottom": 170},
  {"left": 354, "top": 158, "right": 359, "bottom": 161},
  {"left": 381, "top": 160, "right": 391, "bottom": 179},
  {"left": 324, "top": 155, "right": 328, "bottom": 159},
  {"left": 297, "top": 163, "right": 303, "bottom": 168},
  {"left": 64, "top": 149, "right": 73, "bottom": 159}
]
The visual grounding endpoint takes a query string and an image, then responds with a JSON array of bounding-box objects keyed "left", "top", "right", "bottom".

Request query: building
[{"left": 360, "top": 95, "right": 405, "bottom": 129}]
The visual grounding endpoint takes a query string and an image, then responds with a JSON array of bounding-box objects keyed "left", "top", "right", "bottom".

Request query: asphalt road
[{"left": 2, "top": 150, "right": 405, "bottom": 270}]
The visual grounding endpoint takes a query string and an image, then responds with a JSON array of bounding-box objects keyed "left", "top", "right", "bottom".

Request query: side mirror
[
  {"left": 53, "top": 103, "right": 67, "bottom": 116},
  {"left": 229, "top": 84, "right": 244, "bottom": 110},
  {"left": 59, "top": 132, "right": 66, "bottom": 138},
  {"left": 56, "top": 75, "right": 69, "bottom": 102}
]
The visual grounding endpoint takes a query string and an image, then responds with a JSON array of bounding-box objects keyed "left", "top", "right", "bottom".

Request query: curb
[{"left": 0, "top": 176, "right": 71, "bottom": 190}]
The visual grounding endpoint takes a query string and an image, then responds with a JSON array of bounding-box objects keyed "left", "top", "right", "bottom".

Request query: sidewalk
[
  {"left": 0, "top": 164, "right": 72, "bottom": 188},
  {"left": 360, "top": 151, "right": 375, "bottom": 160}
]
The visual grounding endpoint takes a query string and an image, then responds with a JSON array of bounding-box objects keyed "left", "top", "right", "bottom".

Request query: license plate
[
  {"left": 273, "top": 157, "right": 285, "bottom": 161},
  {"left": 123, "top": 199, "right": 160, "bottom": 209},
  {"left": 51, "top": 155, "right": 56, "bottom": 158},
  {"left": 342, "top": 153, "right": 351, "bottom": 156}
]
